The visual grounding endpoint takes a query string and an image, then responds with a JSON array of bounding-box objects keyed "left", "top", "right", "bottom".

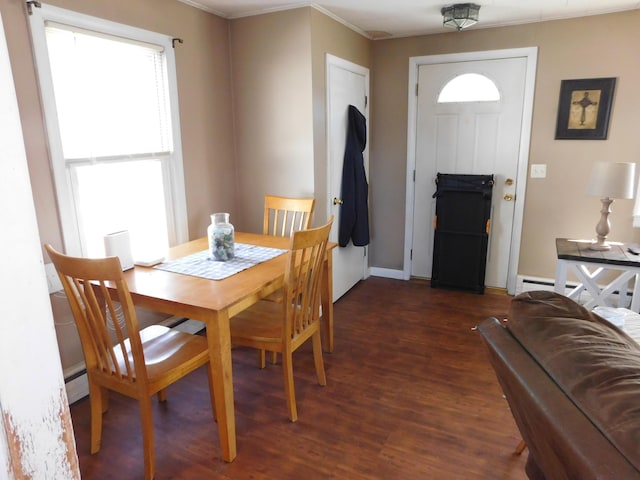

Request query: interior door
[
  {"left": 411, "top": 56, "right": 528, "bottom": 289},
  {"left": 326, "top": 54, "right": 370, "bottom": 300}
]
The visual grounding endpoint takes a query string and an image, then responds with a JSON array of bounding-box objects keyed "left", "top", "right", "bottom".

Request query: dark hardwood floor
[{"left": 69, "top": 277, "right": 528, "bottom": 479}]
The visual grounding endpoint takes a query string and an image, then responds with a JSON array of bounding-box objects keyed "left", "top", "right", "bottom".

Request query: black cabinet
[{"left": 431, "top": 173, "right": 494, "bottom": 294}]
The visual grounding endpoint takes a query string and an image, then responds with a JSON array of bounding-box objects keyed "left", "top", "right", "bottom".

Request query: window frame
[{"left": 29, "top": 4, "right": 188, "bottom": 256}]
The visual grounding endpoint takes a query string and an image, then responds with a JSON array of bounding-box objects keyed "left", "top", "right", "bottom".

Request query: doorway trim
[{"left": 403, "top": 47, "right": 538, "bottom": 294}]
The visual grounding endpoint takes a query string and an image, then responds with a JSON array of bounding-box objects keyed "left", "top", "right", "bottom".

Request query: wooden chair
[
  {"left": 45, "top": 244, "right": 215, "bottom": 480},
  {"left": 263, "top": 194, "right": 315, "bottom": 238},
  {"left": 230, "top": 217, "right": 333, "bottom": 421},
  {"left": 261, "top": 194, "right": 316, "bottom": 365}
]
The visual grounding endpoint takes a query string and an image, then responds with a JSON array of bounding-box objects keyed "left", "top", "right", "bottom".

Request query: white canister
[{"left": 104, "top": 230, "right": 135, "bottom": 270}]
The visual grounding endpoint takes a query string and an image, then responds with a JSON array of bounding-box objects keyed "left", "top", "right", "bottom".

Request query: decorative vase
[{"left": 208, "top": 212, "right": 235, "bottom": 261}]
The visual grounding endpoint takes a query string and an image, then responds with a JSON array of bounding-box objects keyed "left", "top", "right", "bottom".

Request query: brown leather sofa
[{"left": 477, "top": 290, "right": 640, "bottom": 480}]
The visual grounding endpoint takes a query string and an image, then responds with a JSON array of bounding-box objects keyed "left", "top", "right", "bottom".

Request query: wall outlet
[
  {"left": 45, "top": 262, "right": 63, "bottom": 293},
  {"left": 530, "top": 164, "right": 547, "bottom": 178}
]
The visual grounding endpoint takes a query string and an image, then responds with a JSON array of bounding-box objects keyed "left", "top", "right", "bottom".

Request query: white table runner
[{"left": 155, "top": 243, "right": 286, "bottom": 280}]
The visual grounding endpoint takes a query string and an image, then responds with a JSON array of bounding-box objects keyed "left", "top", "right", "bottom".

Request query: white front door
[
  {"left": 407, "top": 49, "right": 537, "bottom": 292},
  {"left": 326, "top": 54, "right": 370, "bottom": 300}
]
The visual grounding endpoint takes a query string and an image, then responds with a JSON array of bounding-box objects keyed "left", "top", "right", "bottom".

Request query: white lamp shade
[{"left": 587, "top": 162, "right": 636, "bottom": 199}]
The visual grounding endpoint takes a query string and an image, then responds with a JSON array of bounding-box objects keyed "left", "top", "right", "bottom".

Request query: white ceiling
[{"left": 178, "top": 0, "right": 640, "bottom": 38}]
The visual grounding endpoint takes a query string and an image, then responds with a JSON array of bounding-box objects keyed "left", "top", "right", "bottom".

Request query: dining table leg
[
  {"left": 321, "top": 249, "right": 334, "bottom": 353},
  {"left": 204, "top": 309, "right": 236, "bottom": 462}
]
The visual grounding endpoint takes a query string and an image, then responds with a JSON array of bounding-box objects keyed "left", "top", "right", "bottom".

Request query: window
[
  {"left": 29, "top": 5, "right": 187, "bottom": 259},
  {"left": 438, "top": 73, "right": 500, "bottom": 103}
]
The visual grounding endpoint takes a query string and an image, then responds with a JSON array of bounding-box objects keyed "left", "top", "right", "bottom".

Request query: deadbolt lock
[
  {"left": 504, "top": 194, "right": 514, "bottom": 201},
  {"left": 505, "top": 178, "right": 514, "bottom": 186}
]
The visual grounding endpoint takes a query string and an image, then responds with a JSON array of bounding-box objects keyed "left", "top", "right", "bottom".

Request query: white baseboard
[
  {"left": 365, "top": 271, "right": 628, "bottom": 308},
  {"left": 369, "top": 267, "right": 405, "bottom": 280}
]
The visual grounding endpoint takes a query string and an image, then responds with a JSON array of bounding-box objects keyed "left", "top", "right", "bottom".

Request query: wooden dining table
[{"left": 117, "top": 232, "right": 335, "bottom": 462}]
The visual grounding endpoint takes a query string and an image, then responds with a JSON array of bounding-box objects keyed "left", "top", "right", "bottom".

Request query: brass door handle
[
  {"left": 504, "top": 194, "right": 514, "bottom": 201},
  {"left": 333, "top": 197, "right": 344, "bottom": 205}
]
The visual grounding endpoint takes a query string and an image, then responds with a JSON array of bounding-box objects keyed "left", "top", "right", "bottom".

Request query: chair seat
[
  {"left": 263, "top": 290, "right": 284, "bottom": 303},
  {"left": 110, "top": 325, "right": 210, "bottom": 386},
  {"left": 231, "top": 301, "right": 283, "bottom": 345}
]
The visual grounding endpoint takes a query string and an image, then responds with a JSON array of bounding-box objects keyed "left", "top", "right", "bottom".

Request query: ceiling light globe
[{"left": 442, "top": 3, "right": 481, "bottom": 31}]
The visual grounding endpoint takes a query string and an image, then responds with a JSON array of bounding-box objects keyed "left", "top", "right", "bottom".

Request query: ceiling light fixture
[{"left": 441, "top": 3, "right": 481, "bottom": 31}]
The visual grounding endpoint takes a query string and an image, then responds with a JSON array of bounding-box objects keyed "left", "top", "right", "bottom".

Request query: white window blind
[{"left": 45, "top": 24, "right": 171, "bottom": 161}]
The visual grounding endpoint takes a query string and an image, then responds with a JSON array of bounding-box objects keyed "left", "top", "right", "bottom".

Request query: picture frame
[{"left": 554, "top": 77, "right": 616, "bottom": 140}]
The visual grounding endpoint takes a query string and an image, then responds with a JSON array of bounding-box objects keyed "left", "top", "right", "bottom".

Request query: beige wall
[
  {"left": 230, "top": 8, "right": 315, "bottom": 233},
  {"left": 230, "top": 7, "right": 371, "bottom": 232},
  {"left": 370, "top": 10, "right": 640, "bottom": 280},
  {"left": 1, "top": 0, "right": 235, "bottom": 251},
  {"left": 310, "top": 9, "right": 371, "bottom": 223}
]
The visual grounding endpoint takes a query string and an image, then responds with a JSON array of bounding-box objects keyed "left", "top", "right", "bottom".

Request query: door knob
[
  {"left": 333, "top": 197, "right": 344, "bottom": 205},
  {"left": 504, "top": 194, "right": 514, "bottom": 201}
]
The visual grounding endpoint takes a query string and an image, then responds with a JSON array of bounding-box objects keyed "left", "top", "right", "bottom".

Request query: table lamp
[{"left": 586, "top": 162, "right": 635, "bottom": 250}]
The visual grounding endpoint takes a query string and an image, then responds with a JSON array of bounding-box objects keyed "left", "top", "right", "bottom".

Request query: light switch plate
[{"left": 531, "top": 164, "right": 547, "bottom": 178}]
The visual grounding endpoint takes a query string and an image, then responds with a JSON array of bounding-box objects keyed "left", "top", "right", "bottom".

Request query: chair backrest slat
[{"left": 75, "top": 277, "right": 119, "bottom": 375}]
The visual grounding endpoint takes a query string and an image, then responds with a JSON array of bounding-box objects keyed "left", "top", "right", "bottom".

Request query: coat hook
[{"left": 172, "top": 38, "right": 183, "bottom": 48}]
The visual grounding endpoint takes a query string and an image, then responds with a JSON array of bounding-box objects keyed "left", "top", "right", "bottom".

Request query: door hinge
[
  {"left": 410, "top": 249, "right": 413, "bottom": 260},
  {"left": 415, "top": 83, "right": 419, "bottom": 96},
  {"left": 365, "top": 95, "right": 368, "bottom": 108},
  {"left": 413, "top": 169, "right": 416, "bottom": 182}
]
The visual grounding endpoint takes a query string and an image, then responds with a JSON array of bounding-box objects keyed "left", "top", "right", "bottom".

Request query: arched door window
[{"left": 437, "top": 73, "right": 500, "bottom": 103}]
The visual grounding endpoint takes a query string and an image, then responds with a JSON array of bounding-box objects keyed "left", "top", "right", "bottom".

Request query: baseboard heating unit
[{"left": 515, "top": 275, "right": 631, "bottom": 307}]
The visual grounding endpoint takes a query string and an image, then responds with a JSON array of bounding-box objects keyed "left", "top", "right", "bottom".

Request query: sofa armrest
[{"left": 477, "top": 317, "right": 640, "bottom": 480}]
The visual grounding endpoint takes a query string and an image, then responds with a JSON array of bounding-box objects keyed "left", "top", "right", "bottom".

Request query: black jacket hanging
[{"left": 338, "top": 105, "right": 370, "bottom": 247}]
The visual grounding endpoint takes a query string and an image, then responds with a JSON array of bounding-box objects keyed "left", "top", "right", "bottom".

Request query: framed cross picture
[{"left": 554, "top": 77, "right": 616, "bottom": 140}]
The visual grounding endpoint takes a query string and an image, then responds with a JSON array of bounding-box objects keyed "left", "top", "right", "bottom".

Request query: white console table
[{"left": 554, "top": 238, "right": 640, "bottom": 311}]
